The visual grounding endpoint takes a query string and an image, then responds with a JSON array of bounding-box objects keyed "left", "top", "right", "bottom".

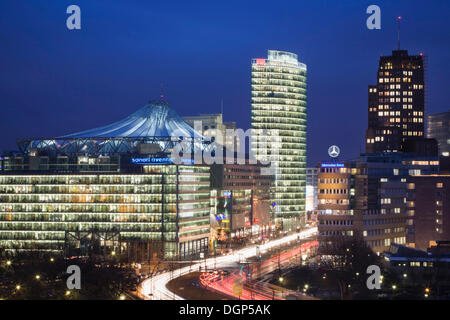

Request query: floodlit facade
[
  {"left": 251, "top": 50, "right": 307, "bottom": 231},
  {"left": 0, "top": 101, "right": 211, "bottom": 260},
  {"left": 0, "top": 166, "right": 210, "bottom": 259}
]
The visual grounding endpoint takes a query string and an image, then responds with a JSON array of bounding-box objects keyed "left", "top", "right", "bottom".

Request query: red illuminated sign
[{"left": 255, "top": 58, "right": 265, "bottom": 66}]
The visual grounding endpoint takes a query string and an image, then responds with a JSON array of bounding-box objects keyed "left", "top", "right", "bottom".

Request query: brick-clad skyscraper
[{"left": 366, "top": 50, "right": 425, "bottom": 153}]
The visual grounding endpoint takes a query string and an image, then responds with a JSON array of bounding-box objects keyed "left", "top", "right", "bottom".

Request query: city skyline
[
  {"left": 1, "top": 1, "right": 449, "bottom": 166},
  {"left": 1, "top": 0, "right": 450, "bottom": 304}
]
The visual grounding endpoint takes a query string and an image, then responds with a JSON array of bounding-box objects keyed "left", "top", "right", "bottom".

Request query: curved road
[
  {"left": 200, "top": 239, "right": 318, "bottom": 300},
  {"left": 138, "top": 227, "right": 317, "bottom": 300}
]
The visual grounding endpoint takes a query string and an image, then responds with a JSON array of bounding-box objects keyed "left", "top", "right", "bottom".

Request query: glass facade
[
  {"left": 427, "top": 111, "right": 450, "bottom": 157},
  {"left": 251, "top": 50, "right": 307, "bottom": 231},
  {"left": 306, "top": 168, "right": 319, "bottom": 213},
  {"left": 0, "top": 165, "right": 210, "bottom": 258}
]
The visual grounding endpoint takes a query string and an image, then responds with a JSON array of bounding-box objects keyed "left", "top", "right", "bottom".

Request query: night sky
[{"left": 1, "top": 0, "right": 449, "bottom": 166}]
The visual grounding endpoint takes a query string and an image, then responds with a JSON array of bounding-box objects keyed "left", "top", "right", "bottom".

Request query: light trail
[
  {"left": 200, "top": 240, "right": 319, "bottom": 300},
  {"left": 138, "top": 227, "right": 317, "bottom": 300}
]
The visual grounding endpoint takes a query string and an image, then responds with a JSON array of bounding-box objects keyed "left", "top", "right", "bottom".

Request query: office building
[
  {"left": 317, "top": 162, "right": 357, "bottom": 255},
  {"left": 210, "top": 160, "right": 272, "bottom": 243},
  {"left": 251, "top": 50, "right": 307, "bottom": 232},
  {"left": 406, "top": 175, "right": 450, "bottom": 251},
  {"left": 318, "top": 154, "right": 439, "bottom": 255},
  {"left": 306, "top": 168, "right": 319, "bottom": 213},
  {"left": 0, "top": 101, "right": 211, "bottom": 260},
  {"left": 183, "top": 114, "right": 239, "bottom": 152},
  {"left": 427, "top": 111, "right": 450, "bottom": 157},
  {"left": 366, "top": 50, "right": 425, "bottom": 153}
]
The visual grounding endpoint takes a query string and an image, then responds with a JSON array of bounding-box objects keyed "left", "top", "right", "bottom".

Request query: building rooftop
[
  {"left": 61, "top": 100, "right": 197, "bottom": 139},
  {"left": 16, "top": 100, "right": 204, "bottom": 156},
  {"left": 384, "top": 243, "right": 450, "bottom": 263}
]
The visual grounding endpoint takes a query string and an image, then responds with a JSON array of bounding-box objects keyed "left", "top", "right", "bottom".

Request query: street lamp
[
  {"left": 35, "top": 275, "right": 40, "bottom": 280},
  {"left": 15, "top": 285, "right": 21, "bottom": 290},
  {"left": 279, "top": 277, "right": 284, "bottom": 283},
  {"left": 65, "top": 290, "right": 71, "bottom": 296},
  {"left": 392, "top": 284, "right": 397, "bottom": 290},
  {"left": 6, "top": 260, "right": 11, "bottom": 266},
  {"left": 119, "top": 294, "right": 126, "bottom": 300}
]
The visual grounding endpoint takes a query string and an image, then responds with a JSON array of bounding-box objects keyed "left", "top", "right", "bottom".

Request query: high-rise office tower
[
  {"left": 366, "top": 50, "right": 425, "bottom": 153},
  {"left": 183, "top": 114, "right": 240, "bottom": 152},
  {"left": 427, "top": 111, "right": 450, "bottom": 157},
  {"left": 251, "top": 50, "right": 307, "bottom": 231}
]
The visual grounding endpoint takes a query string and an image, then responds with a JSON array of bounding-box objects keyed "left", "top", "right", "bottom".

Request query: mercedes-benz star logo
[{"left": 328, "top": 145, "right": 340, "bottom": 158}]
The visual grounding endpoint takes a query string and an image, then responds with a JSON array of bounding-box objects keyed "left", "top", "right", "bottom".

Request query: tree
[{"left": 320, "top": 234, "right": 382, "bottom": 299}]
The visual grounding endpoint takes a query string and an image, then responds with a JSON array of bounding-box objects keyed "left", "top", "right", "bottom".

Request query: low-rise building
[
  {"left": 406, "top": 175, "right": 450, "bottom": 250},
  {"left": 210, "top": 161, "right": 271, "bottom": 243},
  {"left": 384, "top": 242, "right": 450, "bottom": 291}
]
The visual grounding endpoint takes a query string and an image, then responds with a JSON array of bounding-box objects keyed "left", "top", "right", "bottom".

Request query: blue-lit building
[{"left": 0, "top": 101, "right": 211, "bottom": 260}]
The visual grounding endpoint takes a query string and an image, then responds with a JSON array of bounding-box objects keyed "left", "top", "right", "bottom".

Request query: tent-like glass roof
[
  {"left": 17, "top": 100, "right": 205, "bottom": 155},
  {"left": 61, "top": 100, "right": 197, "bottom": 139}
]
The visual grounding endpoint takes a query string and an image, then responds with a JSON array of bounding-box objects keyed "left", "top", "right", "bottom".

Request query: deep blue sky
[{"left": 1, "top": 0, "right": 449, "bottom": 165}]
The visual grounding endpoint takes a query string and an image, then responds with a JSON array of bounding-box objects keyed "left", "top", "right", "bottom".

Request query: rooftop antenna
[
  {"left": 397, "top": 16, "right": 402, "bottom": 50},
  {"left": 160, "top": 83, "right": 164, "bottom": 100}
]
